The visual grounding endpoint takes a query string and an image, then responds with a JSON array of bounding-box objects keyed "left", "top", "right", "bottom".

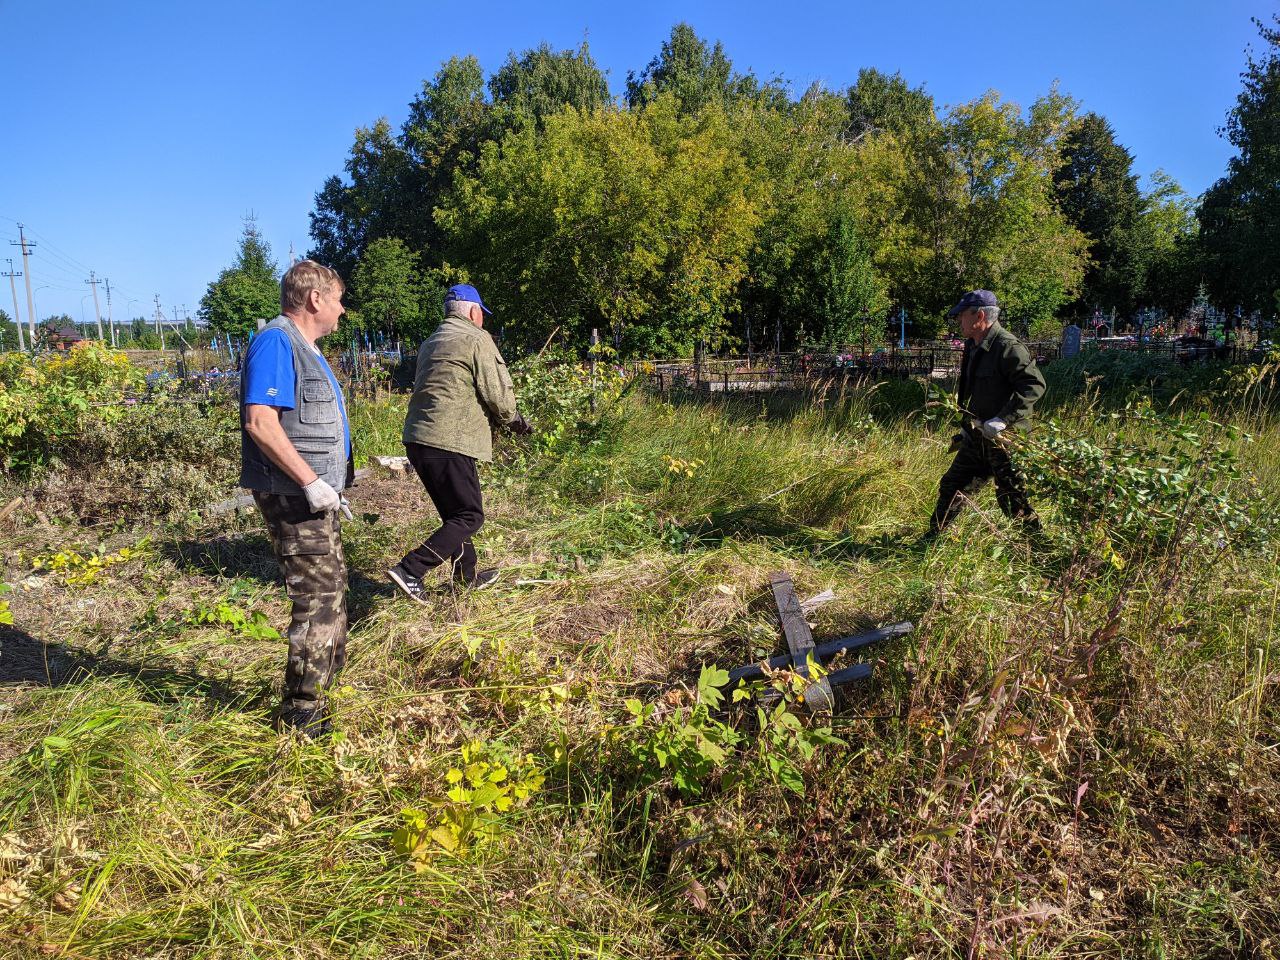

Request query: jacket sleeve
[
  {"left": 996, "top": 338, "right": 1046, "bottom": 426},
  {"left": 474, "top": 337, "right": 518, "bottom": 425}
]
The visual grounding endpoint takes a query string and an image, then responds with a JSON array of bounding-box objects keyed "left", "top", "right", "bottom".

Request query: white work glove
[
  {"left": 338, "top": 495, "right": 353, "bottom": 521},
  {"left": 302, "top": 477, "right": 341, "bottom": 513},
  {"left": 980, "top": 417, "right": 1008, "bottom": 441}
]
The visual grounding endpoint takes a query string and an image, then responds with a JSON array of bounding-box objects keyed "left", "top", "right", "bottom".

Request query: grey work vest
[{"left": 239, "top": 315, "right": 348, "bottom": 496}]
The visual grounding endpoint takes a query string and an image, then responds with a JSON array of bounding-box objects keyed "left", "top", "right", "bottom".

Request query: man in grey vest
[{"left": 241, "top": 260, "right": 352, "bottom": 739}]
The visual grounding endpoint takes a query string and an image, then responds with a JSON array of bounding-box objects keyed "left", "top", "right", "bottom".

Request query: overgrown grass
[{"left": 1, "top": 369, "right": 1278, "bottom": 958}]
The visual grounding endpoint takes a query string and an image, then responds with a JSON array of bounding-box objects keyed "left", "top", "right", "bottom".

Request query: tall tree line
[{"left": 196, "top": 21, "right": 1276, "bottom": 353}]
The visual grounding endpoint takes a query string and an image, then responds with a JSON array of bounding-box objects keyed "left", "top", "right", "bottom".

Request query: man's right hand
[
  {"left": 302, "top": 477, "right": 341, "bottom": 513},
  {"left": 508, "top": 413, "right": 534, "bottom": 436}
]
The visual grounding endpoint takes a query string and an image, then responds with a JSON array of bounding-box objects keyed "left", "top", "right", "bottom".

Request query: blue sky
[{"left": 0, "top": 0, "right": 1267, "bottom": 327}]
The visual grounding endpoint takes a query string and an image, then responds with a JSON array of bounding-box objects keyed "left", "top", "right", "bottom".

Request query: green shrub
[
  {"left": 509, "top": 350, "right": 626, "bottom": 457},
  {"left": 0, "top": 343, "right": 144, "bottom": 474},
  {"left": 1010, "top": 407, "right": 1274, "bottom": 555},
  {"left": 1042, "top": 347, "right": 1223, "bottom": 407},
  {"left": 71, "top": 389, "right": 239, "bottom": 472}
]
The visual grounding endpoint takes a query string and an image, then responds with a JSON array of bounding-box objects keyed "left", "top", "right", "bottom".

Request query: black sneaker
[
  {"left": 388, "top": 564, "right": 429, "bottom": 604},
  {"left": 278, "top": 705, "right": 332, "bottom": 740},
  {"left": 453, "top": 567, "right": 500, "bottom": 590}
]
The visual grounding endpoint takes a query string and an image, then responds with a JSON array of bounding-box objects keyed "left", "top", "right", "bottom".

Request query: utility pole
[
  {"left": 168, "top": 307, "right": 193, "bottom": 354},
  {"left": 154, "top": 294, "right": 165, "bottom": 350},
  {"left": 11, "top": 225, "right": 37, "bottom": 347},
  {"left": 3, "top": 259, "right": 24, "bottom": 352},
  {"left": 288, "top": 241, "right": 296, "bottom": 267},
  {"left": 104, "top": 277, "right": 116, "bottom": 347},
  {"left": 86, "top": 272, "right": 105, "bottom": 340}
]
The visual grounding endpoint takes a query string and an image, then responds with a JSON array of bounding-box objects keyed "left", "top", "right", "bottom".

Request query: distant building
[{"left": 48, "top": 323, "right": 85, "bottom": 352}]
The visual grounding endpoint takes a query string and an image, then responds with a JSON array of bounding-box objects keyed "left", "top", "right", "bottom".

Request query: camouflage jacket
[{"left": 402, "top": 316, "right": 518, "bottom": 462}]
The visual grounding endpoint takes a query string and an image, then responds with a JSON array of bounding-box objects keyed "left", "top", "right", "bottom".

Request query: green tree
[
  {"left": 440, "top": 96, "right": 761, "bottom": 354},
  {"left": 310, "top": 48, "right": 613, "bottom": 280},
  {"left": 489, "top": 42, "right": 611, "bottom": 129},
  {"left": 347, "top": 237, "right": 428, "bottom": 344},
  {"left": 625, "top": 23, "right": 761, "bottom": 114},
  {"left": 0, "top": 309, "right": 18, "bottom": 351},
  {"left": 309, "top": 119, "right": 415, "bottom": 279},
  {"left": 851, "top": 89, "right": 1088, "bottom": 336},
  {"left": 735, "top": 87, "right": 855, "bottom": 351},
  {"left": 198, "top": 218, "right": 281, "bottom": 337},
  {"left": 816, "top": 212, "right": 890, "bottom": 348},
  {"left": 1199, "top": 15, "right": 1280, "bottom": 313},
  {"left": 310, "top": 58, "right": 489, "bottom": 279},
  {"left": 1138, "top": 171, "right": 1201, "bottom": 315},
  {"left": 1053, "top": 112, "right": 1145, "bottom": 315},
  {"left": 843, "top": 68, "right": 935, "bottom": 141}
]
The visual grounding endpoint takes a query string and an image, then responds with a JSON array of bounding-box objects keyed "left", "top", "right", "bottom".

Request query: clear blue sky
[{"left": 0, "top": 0, "right": 1268, "bottom": 327}]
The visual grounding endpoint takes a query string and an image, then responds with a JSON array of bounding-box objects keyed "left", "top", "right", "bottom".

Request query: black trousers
[
  {"left": 399, "top": 443, "right": 485, "bottom": 581},
  {"left": 930, "top": 433, "right": 1039, "bottom": 532}
]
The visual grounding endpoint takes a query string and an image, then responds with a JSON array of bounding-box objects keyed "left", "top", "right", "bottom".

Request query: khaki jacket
[{"left": 402, "top": 316, "right": 517, "bottom": 461}]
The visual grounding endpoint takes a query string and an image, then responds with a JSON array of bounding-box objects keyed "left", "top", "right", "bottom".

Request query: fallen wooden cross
[{"left": 730, "top": 571, "right": 913, "bottom": 713}]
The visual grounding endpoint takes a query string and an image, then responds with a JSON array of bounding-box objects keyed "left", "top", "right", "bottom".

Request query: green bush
[
  {"left": 70, "top": 389, "right": 239, "bottom": 472},
  {"left": 1042, "top": 347, "right": 1223, "bottom": 407},
  {"left": 509, "top": 350, "right": 626, "bottom": 457},
  {"left": 0, "top": 343, "right": 144, "bottom": 474},
  {"left": 1010, "top": 406, "right": 1274, "bottom": 555}
]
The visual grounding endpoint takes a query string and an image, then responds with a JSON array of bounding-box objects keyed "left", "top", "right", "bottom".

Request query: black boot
[{"left": 278, "top": 704, "right": 332, "bottom": 740}]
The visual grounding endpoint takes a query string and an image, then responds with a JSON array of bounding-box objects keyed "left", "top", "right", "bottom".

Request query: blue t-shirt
[{"left": 242, "top": 327, "right": 351, "bottom": 455}]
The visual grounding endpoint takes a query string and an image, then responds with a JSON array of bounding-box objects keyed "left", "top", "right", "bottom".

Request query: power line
[
  {"left": 1, "top": 222, "right": 150, "bottom": 314},
  {"left": 28, "top": 252, "right": 85, "bottom": 281},
  {"left": 24, "top": 275, "right": 82, "bottom": 294},
  {"left": 20, "top": 224, "right": 95, "bottom": 274},
  {"left": 19, "top": 236, "right": 93, "bottom": 278}
]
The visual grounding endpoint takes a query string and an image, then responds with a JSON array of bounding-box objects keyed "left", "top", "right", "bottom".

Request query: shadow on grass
[
  {"left": 654, "top": 378, "right": 928, "bottom": 427},
  {"left": 679, "top": 507, "right": 920, "bottom": 565},
  {"left": 0, "top": 624, "right": 266, "bottom": 707},
  {"left": 163, "top": 536, "right": 398, "bottom": 628}
]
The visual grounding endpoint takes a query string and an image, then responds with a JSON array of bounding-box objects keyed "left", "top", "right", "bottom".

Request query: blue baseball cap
[
  {"left": 444, "top": 283, "right": 492, "bottom": 315},
  {"left": 947, "top": 289, "right": 998, "bottom": 318}
]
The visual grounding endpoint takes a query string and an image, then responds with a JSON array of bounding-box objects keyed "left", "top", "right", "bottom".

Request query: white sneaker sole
[{"left": 387, "top": 567, "right": 429, "bottom": 605}]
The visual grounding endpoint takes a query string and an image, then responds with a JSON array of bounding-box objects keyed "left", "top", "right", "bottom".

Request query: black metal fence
[{"left": 628, "top": 337, "right": 1264, "bottom": 395}]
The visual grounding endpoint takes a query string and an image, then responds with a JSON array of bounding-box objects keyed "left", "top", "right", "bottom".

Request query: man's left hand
[{"left": 981, "top": 417, "right": 1008, "bottom": 440}]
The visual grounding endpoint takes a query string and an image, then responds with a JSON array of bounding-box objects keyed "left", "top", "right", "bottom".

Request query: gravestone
[{"left": 1062, "top": 323, "right": 1082, "bottom": 359}]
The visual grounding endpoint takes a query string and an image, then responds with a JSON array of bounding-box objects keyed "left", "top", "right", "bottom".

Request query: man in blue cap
[
  {"left": 929, "top": 289, "right": 1045, "bottom": 534},
  {"left": 388, "top": 284, "right": 532, "bottom": 601}
]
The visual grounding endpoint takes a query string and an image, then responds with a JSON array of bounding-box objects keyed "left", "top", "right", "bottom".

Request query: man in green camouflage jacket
[
  {"left": 930, "top": 289, "right": 1046, "bottom": 533},
  {"left": 388, "top": 284, "right": 531, "bottom": 601}
]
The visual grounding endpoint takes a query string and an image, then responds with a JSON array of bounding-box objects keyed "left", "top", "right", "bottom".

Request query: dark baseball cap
[
  {"left": 946, "top": 289, "right": 998, "bottom": 318},
  {"left": 444, "top": 283, "right": 492, "bottom": 315}
]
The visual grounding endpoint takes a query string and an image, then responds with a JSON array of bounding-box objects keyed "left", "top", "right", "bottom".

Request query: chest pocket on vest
[{"left": 299, "top": 378, "right": 338, "bottom": 424}]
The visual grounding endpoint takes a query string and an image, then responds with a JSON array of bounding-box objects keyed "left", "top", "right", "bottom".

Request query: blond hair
[{"left": 280, "top": 260, "right": 344, "bottom": 313}]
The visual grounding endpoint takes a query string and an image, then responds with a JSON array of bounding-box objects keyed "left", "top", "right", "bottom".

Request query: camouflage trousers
[{"left": 253, "top": 492, "right": 348, "bottom": 712}]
